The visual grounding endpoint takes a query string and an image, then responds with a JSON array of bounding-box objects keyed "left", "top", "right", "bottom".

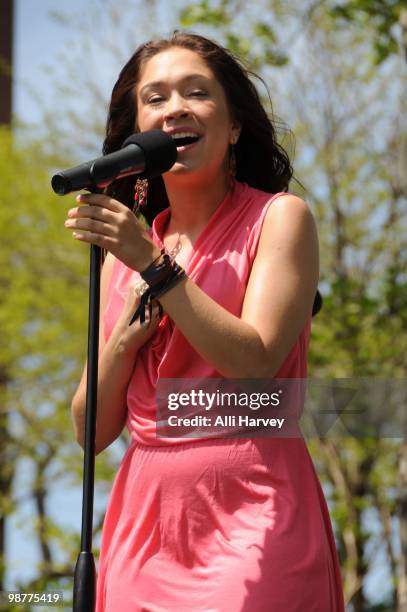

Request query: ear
[{"left": 230, "top": 121, "right": 242, "bottom": 145}]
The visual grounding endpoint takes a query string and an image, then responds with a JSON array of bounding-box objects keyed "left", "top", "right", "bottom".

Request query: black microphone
[{"left": 51, "top": 129, "right": 177, "bottom": 195}]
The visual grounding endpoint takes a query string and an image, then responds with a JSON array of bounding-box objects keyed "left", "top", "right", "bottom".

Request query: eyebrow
[{"left": 138, "top": 74, "right": 210, "bottom": 97}]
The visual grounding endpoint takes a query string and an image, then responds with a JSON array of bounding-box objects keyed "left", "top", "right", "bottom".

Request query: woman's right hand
[{"left": 112, "top": 281, "right": 161, "bottom": 354}]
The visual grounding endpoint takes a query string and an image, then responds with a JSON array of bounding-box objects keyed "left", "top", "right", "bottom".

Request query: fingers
[
  {"left": 126, "top": 283, "right": 161, "bottom": 314},
  {"left": 65, "top": 197, "right": 120, "bottom": 243},
  {"left": 67, "top": 205, "right": 101, "bottom": 219},
  {"left": 76, "top": 193, "right": 125, "bottom": 211},
  {"left": 65, "top": 194, "right": 124, "bottom": 230},
  {"left": 67, "top": 203, "right": 111, "bottom": 221},
  {"left": 115, "top": 286, "right": 161, "bottom": 352},
  {"left": 64, "top": 193, "right": 149, "bottom": 270},
  {"left": 143, "top": 303, "right": 162, "bottom": 326},
  {"left": 69, "top": 230, "right": 119, "bottom": 250},
  {"left": 65, "top": 217, "right": 109, "bottom": 234},
  {"left": 64, "top": 215, "right": 115, "bottom": 237},
  {"left": 127, "top": 285, "right": 162, "bottom": 326}
]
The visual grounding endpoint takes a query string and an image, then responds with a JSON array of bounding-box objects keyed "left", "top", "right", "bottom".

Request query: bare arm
[
  {"left": 65, "top": 193, "right": 319, "bottom": 379},
  {"left": 158, "top": 195, "right": 319, "bottom": 378},
  {"left": 71, "top": 252, "right": 159, "bottom": 455}
]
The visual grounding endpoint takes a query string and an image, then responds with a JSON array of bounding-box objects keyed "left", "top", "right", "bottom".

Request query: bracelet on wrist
[{"left": 129, "top": 252, "right": 186, "bottom": 326}]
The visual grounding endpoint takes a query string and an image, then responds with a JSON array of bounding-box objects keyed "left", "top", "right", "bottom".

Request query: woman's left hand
[{"left": 64, "top": 192, "right": 161, "bottom": 271}]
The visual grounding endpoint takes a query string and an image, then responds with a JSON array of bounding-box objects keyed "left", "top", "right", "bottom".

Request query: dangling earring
[
  {"left": 133, "top": 178, "right": 148, "bottom": 213},
  {"left": 229, "top": 145, "right": 237, "bottom": 179}
]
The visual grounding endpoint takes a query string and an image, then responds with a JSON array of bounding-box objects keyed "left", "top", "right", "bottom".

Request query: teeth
[{"left": 171, "top": 132, "right": 200, "bottom": 139}]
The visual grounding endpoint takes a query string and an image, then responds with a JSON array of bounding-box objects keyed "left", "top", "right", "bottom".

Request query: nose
[{"left": 163, "top": 92, "right": 191, "bottom": 121}]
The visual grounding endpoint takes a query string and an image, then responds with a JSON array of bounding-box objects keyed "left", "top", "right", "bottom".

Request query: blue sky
[{"left": 14, "top": 0, "right": 85, "bottom": 124}]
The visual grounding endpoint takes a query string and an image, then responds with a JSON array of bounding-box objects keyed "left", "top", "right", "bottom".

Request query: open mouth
[{"left": 171, "top": 135, "right": 202, "bottom": 148}]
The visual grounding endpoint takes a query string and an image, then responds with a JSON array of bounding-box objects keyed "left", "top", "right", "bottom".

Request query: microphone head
[
  {"left": 51, "top": 160, "right": 95, "bottom": 195},
  {"left": 51, "top": 173, "right": 71, "bottom": 196},
  {"left": 122, "top": 129, "right": 177, "bottom": 178}
]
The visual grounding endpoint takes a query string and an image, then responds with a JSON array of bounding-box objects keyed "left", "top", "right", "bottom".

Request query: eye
[
  {"left": 189, "top": 90, "right": 207, "bottom": 97},
  {"left": 147, "top": 95, "right": 165, "bottom": 105}
]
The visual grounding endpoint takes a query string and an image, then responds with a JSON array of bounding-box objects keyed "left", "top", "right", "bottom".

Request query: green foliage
[
  {"left": 329, "top": 0, "right": 404, "bottom": 64},
  {"left": 179, "top": 0, "right": 230, "bottom": 27},
  {"left": 254, "top": 21, "right": 277, "bottom": 43},
  {"left": 180, "top": 0, "right": 288, "bottom": 70}
]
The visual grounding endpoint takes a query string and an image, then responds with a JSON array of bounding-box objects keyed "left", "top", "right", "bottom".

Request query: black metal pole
[{"left": 73, "top": 240, "right": 101, "bottom": 612}]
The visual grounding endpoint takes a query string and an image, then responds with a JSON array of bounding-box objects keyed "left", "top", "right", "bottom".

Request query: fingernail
[{"left": 76, "top": 194, "right": 83, "bottom": 202}]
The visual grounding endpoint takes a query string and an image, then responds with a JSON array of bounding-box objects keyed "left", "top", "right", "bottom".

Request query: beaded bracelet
[{"left": 129, "top": 250, "right": 186, "bottom": 326}]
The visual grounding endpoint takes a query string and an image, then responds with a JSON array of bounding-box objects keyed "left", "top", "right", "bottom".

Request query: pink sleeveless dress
[{"left": 95, "top": 181, "right": 345, "bottom": 611}]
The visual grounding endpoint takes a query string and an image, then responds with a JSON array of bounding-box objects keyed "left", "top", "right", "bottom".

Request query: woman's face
[{"left": 135, "top": 47, "right": 240, "bottom": 181}]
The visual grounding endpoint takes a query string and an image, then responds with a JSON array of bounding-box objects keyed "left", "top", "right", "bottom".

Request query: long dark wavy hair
[{"left": 103, "top": 31, "right": 296, "bottom": 226}]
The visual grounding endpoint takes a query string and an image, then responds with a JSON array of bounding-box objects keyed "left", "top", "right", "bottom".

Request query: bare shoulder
[
  {"left": 258, "top": 193, "right": 318, "bottom": 255},
  {"left": 267, "top": 193, "right": 314, "bottom": 219}
]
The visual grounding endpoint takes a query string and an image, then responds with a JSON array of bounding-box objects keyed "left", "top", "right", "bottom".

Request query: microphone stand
[
  {"left": 73, "top": 190, "right": 102, "bottom": 612},
  {"left": 50, "top": 131, "right": 176, "bottom": 611}
]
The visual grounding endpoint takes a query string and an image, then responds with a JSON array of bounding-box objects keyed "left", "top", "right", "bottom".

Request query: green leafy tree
[{"left": 329, "top": 0, "right": 407, "bottom": 64}]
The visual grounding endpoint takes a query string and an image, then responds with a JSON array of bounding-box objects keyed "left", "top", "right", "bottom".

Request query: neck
[{"left": 162, "top": 172, "right": 232, "bottom": 239}]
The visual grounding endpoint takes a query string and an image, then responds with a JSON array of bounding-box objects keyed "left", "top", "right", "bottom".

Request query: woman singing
[{"left": 67, "top": 32, "right": 344, "bottom": 611}]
